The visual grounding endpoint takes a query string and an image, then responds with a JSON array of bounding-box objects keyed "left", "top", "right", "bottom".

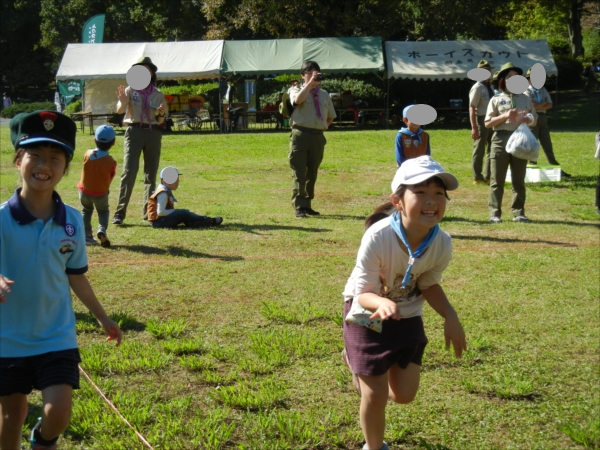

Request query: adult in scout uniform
[
  {"left": 524, "top": 67, "right": 570, "bottom": 177},
  {"left": 113, "top": 57, "right": 166, "bottom": 224},
  {"left": 485, "top": 62, "right": 538, "bottom": 224},
  {"left": 469, "top": 59, "right": 494, "bottom": 184},
  {"left": 288, "top": 61, "right": 336, "bottom": 219}
]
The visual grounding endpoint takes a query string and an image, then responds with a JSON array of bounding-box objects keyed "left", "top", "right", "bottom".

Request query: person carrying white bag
[
  {"left": 506, "top": 121, "right": 540, "bottom": 161},
  {"left": 485, "top": 62, "right": 538, "bottom": 224}
]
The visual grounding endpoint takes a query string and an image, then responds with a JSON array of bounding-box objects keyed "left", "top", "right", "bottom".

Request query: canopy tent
[
  {"left": 56, "top": 41, "right": 224, "bottom": 113},
  {"left": 220, "top": 37, "right": 385, "bottom": 75},
  {"left": 385, "top": 40, "right": 558, "bottom": 80}
]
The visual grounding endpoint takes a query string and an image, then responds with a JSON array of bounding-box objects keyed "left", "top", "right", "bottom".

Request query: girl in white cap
[{"left": 342, "top": 155, "right": 467, "bottom": 450}]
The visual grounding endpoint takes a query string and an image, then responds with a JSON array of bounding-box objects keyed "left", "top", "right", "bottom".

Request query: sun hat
[
  {"left": 94, "top": 124, "right": 116, "bottom": 143},
  {"left": 497, "top": 62, "right": 523, "bottom": 79},
  {"left": 477, "top": 59, "right": 494, "bottom": 70},
  {"left": 132, "top": 56, "right": 158, "bottom": 74},
  {"left": 492, "top": 71, "right": 500, "bottom": 82},
  {"left": 10, "top": 110, "right": 76, "bottom": 160},
  {"left": 525, "top": 67, "right": 534, "bottom": 78},
  {"left": 391, "top": 156, "right": 459, "bottom": 193}
]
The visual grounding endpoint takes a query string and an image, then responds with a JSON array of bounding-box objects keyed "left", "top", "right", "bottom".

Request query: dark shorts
[
  {"left": 343, "top": 299, "right": 428, "bottom": 376},
  {"left": 0, "top": 349, "right": 81, "bottom": 396}
]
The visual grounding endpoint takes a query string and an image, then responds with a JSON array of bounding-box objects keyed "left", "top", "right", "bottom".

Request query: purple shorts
[{"left": 343, "top": 299, "right": 428, "bottom": 376}]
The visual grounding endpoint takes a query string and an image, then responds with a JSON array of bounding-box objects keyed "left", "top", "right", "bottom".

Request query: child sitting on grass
[
  {"left": 394, "top": 105, "right": 431, "bottom": 167},
  {"left": 77, "top": 125, "right": 117, "bottom": 247},
  {"left": 147, "top": 166, "right": 223, "bottom": 228},
  {"left": 342, "top": 155, "right": 466, "bottom": 450},
  {"left": 0, "top": 111, "right": 122, "bottom": 450}
]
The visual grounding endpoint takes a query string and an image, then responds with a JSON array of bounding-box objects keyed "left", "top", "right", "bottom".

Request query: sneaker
[
  {"left": 303, "top": 207, "right": 320, "bottom": 216},
  {"left": 362, "top": 442, "right": 389, "bottom": 450},
  {"left": 490, "top": 216, "right": 502, "bottom": 224},
  {"left": 473, "top": 179, "right": 485, "bottom": 185},
  {"left": 483, "top": 178, "right": 490, "bottom": 185},
  {"left": 97, "top": 227, "right": 111, "bottom": 248},
  {"left": 85, "top": 235, "right": 98, "bottom": 245},
  {"left": 341, "top": 349, "right": 361, "bottom": 396},
  {"left": 561, "top": 170, "right": 572, "bottom": 178},
  {"left": 513, "top": 215, "right": 531, "bottom": 223},
  {"left": 112, "top": 215, "right": 124, "bottom": 225},
  {"left": 212, "top": 216, "right": 223, "bottom": 226},
  {"left": 30, "top": 417, "right": 58, "bottom": 450},
  {"left": 295, "top": 209, "right": 306, "bottom": 218}
]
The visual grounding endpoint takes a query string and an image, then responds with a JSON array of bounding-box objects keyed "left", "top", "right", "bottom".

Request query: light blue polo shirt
[{"left": 0, "top": 189, "right": 88, "bottom": 357}]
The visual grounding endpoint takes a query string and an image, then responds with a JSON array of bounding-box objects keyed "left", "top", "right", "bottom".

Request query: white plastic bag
[
  {"left": 506, "top": 122, "right": 540, "bottom": 161},
  {"left": 345, "top": 300, "right": 383, "bottom": 333}
]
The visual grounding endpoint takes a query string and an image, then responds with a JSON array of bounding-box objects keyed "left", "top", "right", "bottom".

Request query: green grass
[{"left": 1, "top": 94, "right": 599, "bottom": 449}]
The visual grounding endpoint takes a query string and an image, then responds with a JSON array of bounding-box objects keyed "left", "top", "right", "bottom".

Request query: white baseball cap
[{"left": 392, "top": 156, "right": 459, "bottom": 193}]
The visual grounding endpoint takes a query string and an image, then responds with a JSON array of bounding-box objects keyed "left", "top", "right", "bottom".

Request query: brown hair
[
  {"left": 300, "top": 61, "right": 321, "bottom": 74},
  {"left": 364, "top": 177, "right": 449, "bottom": 230}
]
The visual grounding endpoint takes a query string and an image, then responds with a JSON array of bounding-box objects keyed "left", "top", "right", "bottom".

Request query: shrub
[
  {"left": 552, "top": 55, "right": 584, "bottom": 90},
  {"left": 160, "top": 82, "right": 219, "bottom": 97},
  {"left": 63, "top": 99, "right": 82, "bottom": 116},
  {"left": 0, "top": 102, "right": 57, "bottom": 118}
]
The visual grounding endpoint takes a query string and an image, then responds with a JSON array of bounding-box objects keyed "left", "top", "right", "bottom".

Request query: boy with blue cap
[
  {"left": 394, "top": 105, "right": 431, "bottom": 167},
  {"left": 147, "top": 166, "right": 223, "bottom": 228},
  {"left": 77, "top": 125, "right": 118, "bottom": 247},
  {"left": 0, "top": 111, "right": 122, "bottom": 449}
]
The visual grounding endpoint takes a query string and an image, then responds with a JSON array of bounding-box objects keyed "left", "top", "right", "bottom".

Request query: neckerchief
[
  {"left": 134, "top": 84, "right": 157, "bottom": 125},
  {"left": 528, "top": 86, "right": 542, "bottom": 103},
  {"left": 90, "top": 149, "right": 109, "bottom": 161},
  {"left": 303, "top": 84, "right": 323, "bottom": 119},
  {"left": 398, "top": 127, "right": 423, "bottom": 143},
  {"left": 389, "top": 211, "right": 439, "bottom": 288},
  {"left": 157, "top": 183, "right": 177, "bottom": 203},
  {"left": 483, "top": 81, "right": 494, "bottom": 99}
]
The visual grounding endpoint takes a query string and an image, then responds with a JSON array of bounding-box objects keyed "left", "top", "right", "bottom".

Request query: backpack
[{"left": 280, "top": 92, "right": 295, "bottom": 117}]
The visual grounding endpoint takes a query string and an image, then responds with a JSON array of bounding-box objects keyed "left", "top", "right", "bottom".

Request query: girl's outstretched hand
[
  {"left": 0, "top": 275, "right": 14, "bottom": 303},
  {"left": 369, "top": 299, "right": 401, "bottom": 321},
  {"left": 445, "top": 315, "right": 467, "bottom": 358},
  {"left": 98, "top": 317, "right": 123, "bottom": 347}
]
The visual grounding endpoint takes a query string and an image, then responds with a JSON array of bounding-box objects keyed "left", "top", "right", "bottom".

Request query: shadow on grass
[
  {"left": 221, "top": 223, "right": 332, "bottom": 234},
  {"left": 452, "top": 234, "right": 580, "bottom": 246},
  {"left": 322, "top": 214, "right": 368, "bottom": 221},
  {"left": 109, "top": 244, "right": 244, "bottom": 261},
  {"left": 526, "top": 175, "right": 598, "bottom": 190},
  {"left": 444, "top": 216, "right": 600, "bottom": 228}
]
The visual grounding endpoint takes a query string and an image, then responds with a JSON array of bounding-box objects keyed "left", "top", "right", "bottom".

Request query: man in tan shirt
[
  {"left": 288, "top": 61, "right": 336, "bottom": 218},
  {"left": 469, "top": 59, "right": 494, "bottom": 184}
]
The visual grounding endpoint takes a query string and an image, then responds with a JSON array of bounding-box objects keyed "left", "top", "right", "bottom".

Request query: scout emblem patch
[{"left": 404, "top": 138, "right": 412, "bottom": 148}]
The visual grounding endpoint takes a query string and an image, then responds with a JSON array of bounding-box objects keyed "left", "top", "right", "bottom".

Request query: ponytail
[{"left": 365, "top": 202, "right": 395, "bottom": 230}]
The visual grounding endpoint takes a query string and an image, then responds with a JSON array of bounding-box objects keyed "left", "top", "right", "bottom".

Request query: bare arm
[
  {"left": 68, "top": 274, "right": 122, "bottom": 345},
  {"left": 293, "top": 73, "right": 320, "bottom": 105},
  {"left": 485, "top": 108, "right": 517, "bottom": 129},
  {"left": 358, "top": 292, "right": 401, "bottom": 321},
  {"left": 421, "top": 283, "right": 466, "bottom": 357},
  {"left": 115, "top": 85, "right": 129, "bottom": 114},
  {"left": 469, "top": 106, "right": 479, "bottom": 139}
]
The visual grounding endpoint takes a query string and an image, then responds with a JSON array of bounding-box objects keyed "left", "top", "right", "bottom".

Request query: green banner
[
  {"left": 58, "top": 80, "right": 84, "bottom": 106},
  {"left": 81, "top": 14, "right": 105, "bottom": 44}
]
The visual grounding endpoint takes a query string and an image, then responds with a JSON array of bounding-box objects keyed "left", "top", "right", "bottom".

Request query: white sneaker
[
  {"left": 97, "top": 227, "right": 111, "bottom": 248},
  {"left": 490, "top": 216, "right": 502, "bottom": 224},
  {"left": 513, "top": 215, "right": 531, "bottom": 223}
]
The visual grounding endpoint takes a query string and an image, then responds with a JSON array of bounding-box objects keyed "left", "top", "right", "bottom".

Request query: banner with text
[{"left": 81, "top": 14, "right": 105, "bottom": 44}]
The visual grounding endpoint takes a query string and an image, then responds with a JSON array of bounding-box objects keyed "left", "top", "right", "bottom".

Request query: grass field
[{"left": 1, "top": 109, "right": 599, "bottom": 449}]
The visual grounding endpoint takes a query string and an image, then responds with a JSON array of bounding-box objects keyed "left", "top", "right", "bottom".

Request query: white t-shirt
[{"left": 342, "top": 216, "right": 453, "bottom": 318}]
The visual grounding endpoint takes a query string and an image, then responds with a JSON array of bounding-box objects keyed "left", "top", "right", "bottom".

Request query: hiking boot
[
  {"left": 473, "top": 179, "right": 485, "bottom": 185},
  {"left": 112, "top": 215, "right": 124, "bottom": 225},
  {"left": 303, "top": 207, "right": 320, "bottom": 216},
  {"left": 561, "top": 170, "right": 572, "bottom": 178},
  {"left": 489, "top": 216, "right": 502, "bottom": 224},
  {"left": 295, "top": 209, "right": 306, "bottom": 218},
  {"left": 85, "top": 235, "right": 98, "bottom": 245},
  {"left": 513, "top": 215, "right": 531, "bottom": 223},
  {"left": 212, "top": 216, "right": 223, "bottom": 226},
  {"left": 341, "top": 349, "right": 361, "bottom": 396},
  {"left": 97, "top": 226, "right": 111, "bottom": 248},
  {"left": 30, "top": 417, "right": 58, "bottom": 449}
]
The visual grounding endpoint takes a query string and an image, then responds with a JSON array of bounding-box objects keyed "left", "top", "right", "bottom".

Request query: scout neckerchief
[
  {"left": 483, "top": 81, "right": 494, "bottom": 99},
  {"left": 157, "top": 183, "right": 177, "bottom": 203},
  {"left": 303, "top": 83, "right": 323, "bottom": 119},
  {"left": 390, "top": 210, "right": 439, "bottom": 288},
  {"left": 528, "top": 86, "right": 542, "bottom": 103},
  {"left": 398, "top": 127, "right": 423, "bottom": 143},
  {"left": 135, "top": 84, "right": 157, "bottom": 126}
]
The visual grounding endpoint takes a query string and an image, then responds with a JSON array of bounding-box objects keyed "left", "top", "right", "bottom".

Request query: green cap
[
  {"left": 497, "top": 62, "right": 523, "bottom": 79},
  {"left": 477, "top": 59, "right": 494, "bottom": 70},
  {"left": 133, "top": 56, "right": 158, "bottom": 74},
  {"left": 10, "top": 110, "right": 76, "bottom": 161}
]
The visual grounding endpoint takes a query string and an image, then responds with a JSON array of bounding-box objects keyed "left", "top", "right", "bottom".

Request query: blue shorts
[{"left": 0, "top": 349, "right": 81, "bottom": 396}]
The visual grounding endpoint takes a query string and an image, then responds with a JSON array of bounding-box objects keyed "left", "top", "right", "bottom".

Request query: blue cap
[
  {"left": 94, "top": 125, "right": 116, "bottom": 143},
  {"left": 403, "top": 105, "right": 415, "bottom": 119}
]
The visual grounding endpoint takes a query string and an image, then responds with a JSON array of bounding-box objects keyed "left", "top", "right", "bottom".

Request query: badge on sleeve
[{"left": 65, "top": 223, "right": 76, "bottom": 236}]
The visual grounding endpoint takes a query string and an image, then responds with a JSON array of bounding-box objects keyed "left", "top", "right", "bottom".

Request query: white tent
[
  {"left": 385, "top": 40, "right": 558, "bottom": 80},
  {"left": 56, "top": 41, "right": 224, "bottom": 113}
]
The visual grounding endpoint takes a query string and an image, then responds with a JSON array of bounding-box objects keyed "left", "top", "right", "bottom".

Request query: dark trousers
[
  {"left": 530, "top": 114, "right": 559, "bottom": 165},
  {"left": 472, "top": 115, "right": 492, "bottom": 181},
  {"left": 150, "top": 210, "right": 213, "bottom": 228},
  {"left": 115, "top": 126, "right": 162, "bottom": 220},
  {"left": 489, "top": 130, "right": 528, "bottom": 218},
  {"left": 289, "top": 127, "right": 326, "bottom": 209}
]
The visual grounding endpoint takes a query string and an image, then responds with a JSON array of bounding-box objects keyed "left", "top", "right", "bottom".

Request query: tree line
[{"left": 1, "top": 0, "right": 598, "bottom": 101}]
